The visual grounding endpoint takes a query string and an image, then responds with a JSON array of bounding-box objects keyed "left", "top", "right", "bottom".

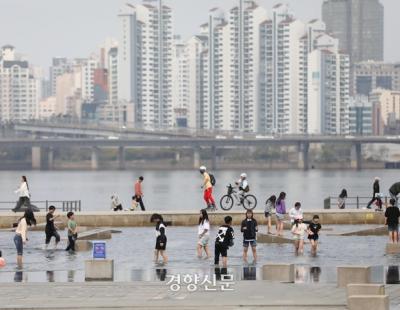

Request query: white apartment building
[
  {"left": 81, "top": 57, "right": 98, "bottom": 102},
  {"left": 108, "top": 47, "right": 118, "bottom": 106},
  {"left": 0, "top": 45, "right": 40, "bottom": 122},
  {"left": 118, "top": 1, "right": 173, "bottom": 129},
  {"left": 38, "top": 96, "right": 57, "bottom": 119}
]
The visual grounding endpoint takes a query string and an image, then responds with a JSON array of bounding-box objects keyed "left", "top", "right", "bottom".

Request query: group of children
[{"left": 150, "top": 207, "right": 322, "bottom": 268}]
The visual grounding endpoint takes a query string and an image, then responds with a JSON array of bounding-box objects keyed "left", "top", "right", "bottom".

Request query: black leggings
[{"left": 65, "top": 235, "right": 76, "bottom": 251}]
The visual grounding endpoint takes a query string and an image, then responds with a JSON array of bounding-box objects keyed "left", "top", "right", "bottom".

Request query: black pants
[
  {"left": 214, "top": 244, "right": 228, "bottom": 265},
  {"left": 366, "top": 197, "right": 382, "bottom": 208},
  {"left": 65, "top": 235, "right": 76, "bottom": 251},
  {"left": 45, "top": 230, "right": 60, "bottom": 244},
  {"left": 113, "top": 204, "right": 123, "bottom": 211},
  {"left": 13, "top": 197, "right": 30, "bottom": 212},
  {"left": 136, "top": 196, "right": 145, "bottom": 211}
]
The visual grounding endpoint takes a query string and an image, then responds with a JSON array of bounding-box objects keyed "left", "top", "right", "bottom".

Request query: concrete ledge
[
  {"left": 348, "top": 295, "right": 389, "bottom": 310},
  {"left": 337, "top": 266, "right": 371, "bottom": 288},
  {"left": 78, "top": 229, "right": 112, "bottom": 240},
  {"left": 257, "top": 233, "right": 293, "bottom": 244},
  {"left": 328, "top": 226, "right": 387, "bottom": 236},
  {"left": 347, "top": 284, "right": 385, "bottom": 299},
  {"left": 85, "top": 260, "right": 114, "bottom": 281},
  {"left": 385, "top": 243, "right": 400, "bottom": 254},
  {"left": 75, "top": 240, "right": 93, "bottom": 252},
  {"left": 262, "top": 264, "right": 294, "bottom": 283}
]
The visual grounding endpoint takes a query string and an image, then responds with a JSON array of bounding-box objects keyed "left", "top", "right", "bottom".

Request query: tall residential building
[
  {"left": 322, "top": 0, "right": 384, "bottom": 63},
  {"left": 81, "top": 57, "right": 99, "bottom": 102},
  {"left": 354, "top": 62, "right": 400, "bottom": 96},
  {"left": 49, "top": 58, "right": 73, "bottom": 96},
  {"left": 370, "top": 88, "right": 400, "bottom": 135},
  {"left": 0, "top": 45, "right": 40, "bottom": 122},
  {"left": 108, "top": 47, "right": 118, "bottom": 106},
  {"left": 348, "top": 96, "right": 372, "bottom": 135},
  {"left": 118, "top": 1, "right": 173, "bottom": 128}
]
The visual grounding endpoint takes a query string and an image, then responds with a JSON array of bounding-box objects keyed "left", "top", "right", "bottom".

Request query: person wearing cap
[
  {"left": 199, "top": 166, "right": 216, "bottom": 210},
  {"left": 366, "top": 177, "right": 381, "bottom": 209},
  {"left": 289, "top": 202, "right": 303, "bottom": 224},
  {"left": 236, "top": 173, "right": 250, "bottom": 202},
  {"left": 291, "top": 216, "right": 307, "bottom": 255}
]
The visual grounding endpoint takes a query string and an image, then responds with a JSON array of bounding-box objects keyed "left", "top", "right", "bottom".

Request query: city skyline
[{"left": 0, "top": 0, "right": 398, "bottom": 70}]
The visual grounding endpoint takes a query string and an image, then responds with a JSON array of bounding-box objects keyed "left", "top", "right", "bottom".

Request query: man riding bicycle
[{"left": 235, "top": 173, "right": 250, "bottom": 204}]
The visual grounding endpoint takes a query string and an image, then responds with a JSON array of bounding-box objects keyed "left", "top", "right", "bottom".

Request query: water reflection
[
  {"left": 386, "top": 266, "right": 400, "bottom": 284},
  {"left": 214, "top": 267, "right": 228, "bottom": 281},
  {"left": 156, "top": 268, "right": 167, "bottom": 281},
  {"left": 67, "top": 270, "right": 75, "bottom": 282},
  {"left": 242, "top": 267, "right": 256, "bottom": 280},
  {"left": 295, "top": 266, "right": 308, "bottom": 283},
  {"left": 46, "top": 271, "right": 55, "bottom": 282},
  {"left": 14, "top": 271, "right": 23, "bottom": 282},
  {"left": 310, "top": 267, "right": 321, "bottom": 283}
]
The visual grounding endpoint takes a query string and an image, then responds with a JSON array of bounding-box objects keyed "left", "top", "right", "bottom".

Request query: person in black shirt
[
  {"left": 45, "top": 206, "right": 60, "bottom": 249},
  {"left": 307, "top": 215, "right": 322, "bottom": 256},
  {"left": 241, "top": 210, "right": 258, "bottom": 264},
  {"left": 366, "top": 177, "right": 381, "bottom": 209},
  {"left": 385, "top": 199, "right": 400, "bottom": 243},
  {"left": 214, "top": 216, "right": 234, "bottom": 267},
  {"left": 150, "top": 213, "right": 168, "bottom": 264}
]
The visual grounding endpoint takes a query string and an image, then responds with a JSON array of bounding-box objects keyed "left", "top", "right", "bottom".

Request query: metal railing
[
  {"left": 324, "top": 196, "right": 388, "bottom": 209},
  {"left": 0, "top": 200, "right": 81, "bottom": 212}
]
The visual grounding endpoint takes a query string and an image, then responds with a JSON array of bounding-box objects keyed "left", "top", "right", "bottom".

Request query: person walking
[
  {"left": 291, "top": 216, "right": 307, "bottom": 255},
  {"left": 307, "top": 215, "right": 322, "bottom": 256},
  {"left": 197, "top": 209, "right": 211, "bottom": 259},
  {"left": 134, "top": 176, "right": 146, "bottom": 211},
  {"left": 150, "top": 213, "right": 168, "bottom": 264},
  {"left": 389, "top": 182, "right": 400, "bottom": 207},
  {"left": 65, "top": 212, "right": 78, "bottom": 252},
  {"left": 337, "top": 189, "right": 348, "bottom": 209},
  {"left": 366, "top": 177, "right": 381, "bottom": 209},
  {"left": 275, "top": 192, "right": 286, "bottom": 236},
  {"left": 45, "top": 206, "right": 60, "bottom": 249},
  {"left": 13, "top": 176, "right": 30, "bottom": 212},
  {"left": 14, "top": 209, "right": 36, "bottom": 267},
  {"left": 214, "top": 216, "right": 234, "bottom": 268},
  {"left": 199, "top": 166, "right": 216, "bottom": 210},
  {"left": 385, "top": 198, "right": 400, "bottom": 243},
  {"left": 241, "top": 210, "right": 258, "bottom": 264},
  {"left": 264, "top": 195, "right": 276, "bottom": 234}
]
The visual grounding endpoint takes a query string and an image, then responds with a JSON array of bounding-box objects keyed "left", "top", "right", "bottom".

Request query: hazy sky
[{"left": 0, "top": 0, "right": 398, "bottom": 69}]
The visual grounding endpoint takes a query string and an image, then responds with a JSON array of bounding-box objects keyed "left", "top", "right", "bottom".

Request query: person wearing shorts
[
  {"left": 241, "top": 210, "right": 258, "bottom": 264},
  {"left": 14, "top": 209, "right": 36, "bottom": 267},
  {"left": 214, "top": 216, "right": 234, "bottom": 267},
  {"left": 45, "top": 206, "right": 60, "bottom": 249},
  {"left": 307, "top": 215, "right": 322, "bottom": 256},
  {"left": 197, "top": 209, "right": 211, "bottom": 259},
  {"left": 385, "top": 198, "right": 400, "bottom": 243},
  {"left": 291, "top": 216, "right": 307, "bottom": 255}
]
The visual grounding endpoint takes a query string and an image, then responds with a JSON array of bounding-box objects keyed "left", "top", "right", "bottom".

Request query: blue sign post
[{"left": 92, "top": 241, "right": 106, "bottom": 259}]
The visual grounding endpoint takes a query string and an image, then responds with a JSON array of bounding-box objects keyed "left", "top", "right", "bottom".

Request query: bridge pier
[
  {"left": 193, "top": 147, "right": 201, "bottom": 169},
  {"left": 351, "top": 143, "right": 362, "bottom": 170},
  {"left": 91, "top": 147, "right": 99, "bottom": 170},
  {"left": 48, "top": 147, "right": 54, "bottom": 170},
  {"left": 297, "top": 142, "right": 310, "bottom": 170},
  {"left": 175, "top": 151, "right": 181, "bottom": 162},
  {"left": 117, "top": 146, "right": 125, "bottom": 170},
  {"left": 211, "top": 146, "right": 217, "bottom": 170},
  {"left": 32, "top": 146, "right": 42, "bottom": 170}
]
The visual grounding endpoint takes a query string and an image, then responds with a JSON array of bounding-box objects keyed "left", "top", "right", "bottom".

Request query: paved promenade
[{"left": 0, "top": 281, "right": 400, "bottom": 309}]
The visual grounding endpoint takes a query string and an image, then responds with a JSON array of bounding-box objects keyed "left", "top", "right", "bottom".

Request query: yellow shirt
[{"left": 203, "top": 172, "right": 212, "bottom": 190}]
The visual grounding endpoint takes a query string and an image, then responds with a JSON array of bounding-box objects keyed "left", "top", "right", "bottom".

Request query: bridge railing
[
  {"left": 0, "top": 200, "right": 82, "bottom": 212},
  {"left": 323, "top": 196, "right": 389, "bottom": 209}
]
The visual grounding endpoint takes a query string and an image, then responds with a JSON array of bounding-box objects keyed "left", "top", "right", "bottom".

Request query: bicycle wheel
[
  {"left": 220, "top": 195, "right": 234, "bottom": 211},
  {"left": 242, "top": 194, "right": 257, "bottom": 210}
]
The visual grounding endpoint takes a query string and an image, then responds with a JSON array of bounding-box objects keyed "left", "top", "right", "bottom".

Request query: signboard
[{"left": 92, "top": 241, "right": 106, "bottom": 259}]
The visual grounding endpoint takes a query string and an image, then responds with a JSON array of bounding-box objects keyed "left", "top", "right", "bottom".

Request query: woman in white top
[
  {"left": 197, "top": 209, "right": 211, "bottom": 259},
  {"left": 14, "top": 209, "right": 36, "bottom": 267},
  {"left": 13, "top": 176, "right": 30, "bottom": 212},
  {"left": 291, "top": 216, "right": 308, "bottom": 256}
]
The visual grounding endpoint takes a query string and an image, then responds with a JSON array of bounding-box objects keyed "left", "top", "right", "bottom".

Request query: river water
[{"left": 0, "top": 169, "right": 399, "bottom": 210}]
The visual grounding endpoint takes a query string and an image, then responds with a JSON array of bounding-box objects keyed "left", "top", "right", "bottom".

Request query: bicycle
[{"left": 219, "top": 184, "right": 257, "bottom": 211}]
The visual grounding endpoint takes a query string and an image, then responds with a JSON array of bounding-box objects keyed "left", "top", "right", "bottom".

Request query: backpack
[{"left": 209, "top": 173, "right": 216, "bottom": 186}]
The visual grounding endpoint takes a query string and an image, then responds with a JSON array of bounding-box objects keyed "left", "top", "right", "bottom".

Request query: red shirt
[{"left": 135, "top": 181, "right": 143, "bottom": 197}]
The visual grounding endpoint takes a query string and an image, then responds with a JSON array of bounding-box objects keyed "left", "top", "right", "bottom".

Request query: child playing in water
[
  {"left": 307, "top": 215, "right": 322, "bottom": 256},
  {"left": 291, "top": 216, "right": 308, "bottom": 255},
  {"left": 150, "top": 213, "right": 168, "bottom": 264}
]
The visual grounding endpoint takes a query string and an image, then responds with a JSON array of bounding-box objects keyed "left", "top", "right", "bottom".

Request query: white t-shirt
[
  {"left": 289, "top": 208, "right": 303, "bottom": 223},
  {"left": 198, "top": 220, "right": 210, "bottom": 236}
]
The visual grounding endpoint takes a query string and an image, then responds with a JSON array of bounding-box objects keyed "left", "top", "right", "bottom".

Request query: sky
[{"left": 0, "top": 0, "right": 398, "bottom": 70}]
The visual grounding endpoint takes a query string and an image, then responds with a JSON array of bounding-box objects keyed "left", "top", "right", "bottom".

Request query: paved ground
[{"left": 0, "top": 281, "right": 399, "bottom": 309}]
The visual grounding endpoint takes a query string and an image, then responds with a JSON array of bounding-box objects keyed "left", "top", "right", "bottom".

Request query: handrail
[
  {"left": 324, "top": 196, "right": 388, "bottom": 209},
  {"left": 0, "top": 200, "right": 81, "bottom": 212}
]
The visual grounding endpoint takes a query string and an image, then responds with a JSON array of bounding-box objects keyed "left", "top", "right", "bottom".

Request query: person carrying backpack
[{"left": 199, "top": 166, "right": 217, "bottom": 211}]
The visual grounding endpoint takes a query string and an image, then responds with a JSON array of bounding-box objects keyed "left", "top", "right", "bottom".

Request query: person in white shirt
[
  {"left": 197, "top": 209, "right": 211, "bottom": 259},
  {"left": 14, "top": 209, "right": 36, "bottom": 267},
  {"left": 291, "top": 216, "right": 308, "bottom": 255},
  {"left": 13, "top": 176, "right": 30, "bottom": 212},
  {"left": 110, "top": 194, "right": 123, "bottom": 211},
  {"left": 236, "top": 173, "right": 250, "bottom": 202},
  {"left": 289, "top": 202, "right": 303, "bottom": 224}
]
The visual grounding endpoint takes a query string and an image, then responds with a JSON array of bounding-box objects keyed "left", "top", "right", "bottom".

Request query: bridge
[{"left": 2, "top": 134, "right": 400, "bottom": 170}]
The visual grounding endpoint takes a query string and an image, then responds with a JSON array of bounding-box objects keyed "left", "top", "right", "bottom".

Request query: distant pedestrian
[
  {"left": 65, "top": 212, "right": 78, "bottom": 252},
  {"left": 289, "top": 202, "right": 303, "bottom": 224},
  {"left": 12, "top": 176, "right": 30, "bottom": 212},
  {"left": 275, "top": 192, "right": 286, "bottom": 236},
  {"left": 134, "top": 176, "right": 146, "bottom": 211},
  {"left": 307, "top": 215, "right": 322, "bottom": 256},
  {"left": 130, "top": 196, "right": 138, "bottom": 211},
  {"left": 45, "top": 206, "right": 60, "bottom": 249},
  {"left": 197, "top": 209, "right": 211, "bottom": 259},
  {"left": 291, "top": 216, "right": 307, "bottom": 255},
  {"left": 241, "top": 210, "right": 258, "bottom": 264},
  {"left": 199, "top": 166, "right": 216, "bottom": 210},
  {"left": 214, "top": 216, "right": 234, "bottom": 268},
  {"left": 14, "top": 209, "right": 36, "bottom": 267},
  {"left": 366, "top": 177, "right": 381, "bottom": 209},
  {"left": 110, "top": 194, "right": 123, "bottom": 211},
  {"left": 337, "top": 189, "right": 348, "bottom": 209},
  {"left": 389, "top": 182, "right": 400, "bottom": 206},
  {"left": 385, "top": 198, "right": 400, "bottom": 243},
  {"left": 151, "top": 213, "right": 168, "bottom": 264},
  {"left": 264, "top": 195, "right": 276, "bottom": 234}
]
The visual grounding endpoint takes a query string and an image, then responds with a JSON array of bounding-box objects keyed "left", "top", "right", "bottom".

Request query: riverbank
[{"left": 0, "top": 210, "right": 385, "bottom": 228}]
